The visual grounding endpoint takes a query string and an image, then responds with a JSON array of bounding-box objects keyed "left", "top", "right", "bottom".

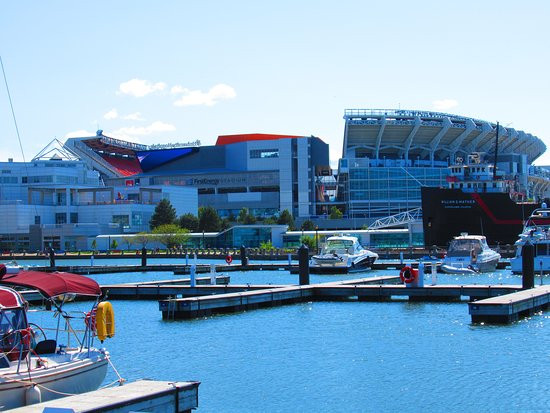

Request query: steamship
[{"left": 421, "top": 153, "right": 540, "bottom": 247}]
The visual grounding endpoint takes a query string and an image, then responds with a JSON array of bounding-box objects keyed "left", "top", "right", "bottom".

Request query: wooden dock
[
  {"left": 20, "top": 275, "right": 231, "bottom": 303},
  {"left": 23, "top": 259, "right": 509, "bottom": 275},
  {"left": 157, "top": 275, "right": 405, "bottom": 319},
  {"left": 103, "top": 283, "right": 287, "bottom": 300},
  {"left": 7, "top": 380, "right": 200, "bottom": 412},
  {"left": 468, "top": 285, "right": 550, "bottom": 323}
]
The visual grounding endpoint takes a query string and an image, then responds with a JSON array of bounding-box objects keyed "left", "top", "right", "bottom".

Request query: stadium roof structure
[
  {"left": 342, "top": 109, "right": 546, "bottom": 164},
  {"left": 32, "top": 138, "right": 81, "bottom": 161},
  {"left": 216, "top": 133, "right": 304, "bottom": 145}
]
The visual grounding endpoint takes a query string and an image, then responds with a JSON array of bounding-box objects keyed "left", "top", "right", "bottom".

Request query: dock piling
[
  {"left": 240, "top": 245, "right": 248, "bottom": 266},
  {"left": 141, "top": 246, "right": 147, "bottom": 267},
  {"left": 522, "top": 241, "right": 534, "bottom": 289},
  {"left": 190, "top": 265, "right": 196, "bottom": 287},
  {"left": 298, "top": 244, "right": 310, "bottom": 285},
  {"left": 49, "top": 247, "right": 55, "bottom": 268}
]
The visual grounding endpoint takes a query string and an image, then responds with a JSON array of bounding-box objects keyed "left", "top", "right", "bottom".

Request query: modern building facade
[
  {"left": 68, "top": 132, "right": 330, "bottom": 219},
  {"left": 337, "top": 109, "right": 548, "bottom": 221},
  {"left": 0, "top": 141, "right": 197, "bottom": 251}
]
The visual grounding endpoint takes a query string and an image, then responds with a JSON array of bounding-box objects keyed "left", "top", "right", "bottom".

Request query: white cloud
[
  {"left": 118, "top": 79, "right": 166, "bottom": 97},
  {"left": 104, "top": 108, "right": 118, "bottom": 120},
  {"left": 64, "top": 129, "right": 97, "bottom": 138},
  {"left": 172, "top": 83, "right": 236, "bottom": 106},
  {"left": 432, "top": 99, "right": 459, "bottom": 111},
  {"left": 112, "top": 121, "right": 176, "bottom": 138},
  {"left": 123, "top": 112, "right": 145, "bottom": 121}
]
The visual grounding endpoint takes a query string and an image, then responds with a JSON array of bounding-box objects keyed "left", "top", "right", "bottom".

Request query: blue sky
[{"left": 1, "top": 0, "right": 549, "bottom": 166}]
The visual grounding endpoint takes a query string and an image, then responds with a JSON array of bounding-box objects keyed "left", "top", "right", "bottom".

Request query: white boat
[
  {"left": 441, "top": 234, "right": 501, "bottom": 274},
  {"left": 309, "top": 235, "right": 378, "bottom": 273},
  {"left": 0, "top": 264, "right": 118, "bottom": 409},
  {"left": 510, "top": 208, "right": 550, "bottom": 274},
  {"left": 2, "top": 261, "right": 22, "bottom": 274}
]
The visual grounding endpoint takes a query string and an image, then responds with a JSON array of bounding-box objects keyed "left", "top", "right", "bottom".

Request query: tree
[
  {"left": 152, "top": 224, "right": 190, "bottom": 248},
  {"left": 301, "top": 219, "right": 316, "bottom": 231},
  {"left": 299, "top": 235, "right": 316, "bottom": 250},
  {"left": 221, "top": 217, "right": 231, "bottom": 231},
  {"left": 260, "top": 240, "right": 275, "bottom": 251},
  {"left": 133, "top": 232, "right": 152, "bottom": 248},
  {"left": 277, "top": 209, "right": 294, "bottom": 230},
  {"left": 178, "top": 213, "right": 199, "bottom": 232},
  {"left": 150, "top": 199, "right": 177, "bottom": 229},
  {"left": 237, "top": 208, "right": 256, "bottom": 225},
  {"left": 123, "top": 236, "right": 134, "bottom": 251},
  {"left": 329, "top": 206, "right": 343, "bottom": 220},
  {"left": 198, "top": 206, "right": 222, "bottom": 232}
]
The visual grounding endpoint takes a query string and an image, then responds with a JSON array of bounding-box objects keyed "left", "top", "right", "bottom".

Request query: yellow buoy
[{"left": 96, "top": 301, "right": 115, "bottom": 342}]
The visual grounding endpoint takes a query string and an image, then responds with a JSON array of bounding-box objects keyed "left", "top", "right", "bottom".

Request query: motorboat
[
  {"left": 309, "top": 235, "right": 378, "bottom": 273},
  {"left": 510, "top": 208, "right": 550, "bottom": 274},
  {"left": 441, "top": 233, "right": 501, "bottom": 274},
  {"left": 1, "top": 261, "right": 23, "bottom": 274},
  {"left": 0, "top": 264, "right": 119, "bottom": 409}
]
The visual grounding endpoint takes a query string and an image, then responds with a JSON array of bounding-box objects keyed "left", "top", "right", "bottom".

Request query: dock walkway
[
  {"left": 7, "top": 380, "right": 200, "bottom": 413},
  {"left": 468, "top": 285, "right": 550, "bottom": 323}
]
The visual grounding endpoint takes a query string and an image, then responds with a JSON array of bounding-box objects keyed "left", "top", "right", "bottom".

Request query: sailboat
[{"left": 0, "top": 264, "right": 117, "bottom": 409}]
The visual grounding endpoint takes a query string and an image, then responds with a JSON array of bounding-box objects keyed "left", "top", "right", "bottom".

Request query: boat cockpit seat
[{"left": 34, "top": 339, "right": 57, "bottom": 355}]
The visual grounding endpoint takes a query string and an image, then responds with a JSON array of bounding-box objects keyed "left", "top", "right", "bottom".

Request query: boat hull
[
  {"left": 510, "top": 255, "right": 550, "bottom": 274},
  {"left": 0, "top": 352, "right": 108, "bottom": 409},
  {"left": 442, "top": 256, "right": 499, "bottom": 273},
  {"left": 309, "top": 255, "right": 377, "bottom": 274},
  {"left": 421, "top": 187, "right": 539, "bottom": 247}
]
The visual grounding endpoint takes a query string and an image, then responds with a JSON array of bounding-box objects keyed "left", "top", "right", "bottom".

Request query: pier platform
[
  {"left": 160, "top": 275, "right": 497, "bottom": 319},
  {"left": 22, "top": 260, "right": 509, "bottom": 275},
  {"left": 7, "top": 380, "right": 200, "bottom": 412},
  {"left": 468, "top": 285, "right": 550, "bottom": 323}
]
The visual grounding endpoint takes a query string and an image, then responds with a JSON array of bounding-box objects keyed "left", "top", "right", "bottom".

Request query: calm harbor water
[{"left": 9, "top": 259, "right": 550, "bottom": 412}]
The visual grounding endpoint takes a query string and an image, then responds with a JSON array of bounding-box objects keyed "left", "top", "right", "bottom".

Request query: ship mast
[{"left": 493, "top": 121, "right": 499, "bottom": 181}]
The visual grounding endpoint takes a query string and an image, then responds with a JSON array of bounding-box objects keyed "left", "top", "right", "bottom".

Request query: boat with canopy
[{"left": 0, "top": 264, "right": 119, "bottom": 409}]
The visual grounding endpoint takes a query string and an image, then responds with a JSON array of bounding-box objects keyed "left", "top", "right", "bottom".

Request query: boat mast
[{"left": 493, "top": 121, "right": 499, "bottom": 181}]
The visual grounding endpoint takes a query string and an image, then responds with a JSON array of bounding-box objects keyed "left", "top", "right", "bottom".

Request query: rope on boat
[{"left": 106, "top": 355, "right": 126, "bottom": 386}]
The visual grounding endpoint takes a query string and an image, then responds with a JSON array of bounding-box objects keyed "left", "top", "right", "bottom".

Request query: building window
[
  {"left": 55, "top": 213, "right": 67, "bottom": 224},
  {"left": 70, "top": 213, "right": 78, "bottom": 224},
  {"left": 132, "top": 212, "right": 142, "bottom": 226},
  {"left": 112, "top": 215, "right": 129, "bottom": 227},
  {"left": 250, "top": 149, "right": 279, "bottom": 159},
  {"left": 34, "top": 216, "right": 41, "bottom": 225},
  {"left": 22, "top": 177, "right": 28, "bottom": 183},
  {"left": 217, "top": 187, "right": 247, "bottom": 194},
  {"left": 198, "top": 188, "right": 215, "bottom": 194}
]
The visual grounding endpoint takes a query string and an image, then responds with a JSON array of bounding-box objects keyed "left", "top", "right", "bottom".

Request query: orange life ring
[
  {"left": 399, "top": 266, "right": 418, "bottom": 284},
  {"left": 225, "top": 255, "right": 233, "bottom": 264}
]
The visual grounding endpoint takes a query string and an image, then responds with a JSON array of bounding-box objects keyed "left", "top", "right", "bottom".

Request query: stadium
[
  {"left": 65, "top": 132, "right": 330, "bottom": 220},
  {"left": 65, "top": 109, "right": 550, "bottom": 228},
  {"left": 336, "top": 109, "right": 549, "bottom": 221}
]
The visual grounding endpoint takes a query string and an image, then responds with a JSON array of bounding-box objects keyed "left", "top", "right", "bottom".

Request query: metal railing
[
  {"left": 344, "top": 108, "right": 489, "bottom": 124},
  {"left": 367, "top": 207, "right": 422, "bottom": 230}
]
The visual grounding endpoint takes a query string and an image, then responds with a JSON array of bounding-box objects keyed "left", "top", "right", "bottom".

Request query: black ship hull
[{"left": 421, "top": 187, "right": 539, "bottom": 247}]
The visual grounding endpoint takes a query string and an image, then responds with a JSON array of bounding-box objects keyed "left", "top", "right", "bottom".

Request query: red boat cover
[
  {"left": 0, "top": 286, "right": 25, "bottom": 308},
  {"left": 0, "top": 270, "right": 101, "bottom": 298}
]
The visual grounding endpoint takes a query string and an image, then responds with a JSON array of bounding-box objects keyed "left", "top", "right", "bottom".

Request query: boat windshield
[
  {"left": 447, "top": 239, "right": 482, "bottom": 256},
  {"left": 0, "top": 308, "right": 26, "bottom": 336},
  {"left": 322, "top": 239, "right": 355, "bottom": 254}
]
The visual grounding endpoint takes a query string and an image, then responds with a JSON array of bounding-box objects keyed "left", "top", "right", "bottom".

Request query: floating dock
[
  {"left": 22, "top": 260, "right": 512, "bottom": 275},
  {"left": 7, "top": 380, "right": 200, "bottom": 413},
  {"left": 468, "top": 285, "right": 550, "bottom": 323}
]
